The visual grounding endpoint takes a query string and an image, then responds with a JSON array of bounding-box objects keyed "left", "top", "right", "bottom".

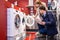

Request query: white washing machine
[
  {"left": 7, "top": 8, "right": 26, "bottom": 40},
  {"left": 57, "top": 2, "right": 60, "bottom": 39},
  {"left": 18, "top": 12, "right": 26, "bottom": 40},
  {"left": 25, "top": 15, "right": 35, "bottom": 29}
]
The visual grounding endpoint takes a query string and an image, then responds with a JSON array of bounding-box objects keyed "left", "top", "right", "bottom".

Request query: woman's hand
[{"left": 35, "top": 18, "right": 45, "bottom": 25}]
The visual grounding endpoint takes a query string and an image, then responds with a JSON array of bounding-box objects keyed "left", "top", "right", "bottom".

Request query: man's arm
[
  {"left": 45, "top": 12, "right": 56, "bottom": 26},
  {"left": 35, "top": 12, "right": 56, "bottom": 26}
]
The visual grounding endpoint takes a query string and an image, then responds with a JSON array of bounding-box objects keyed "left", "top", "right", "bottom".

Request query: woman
[
  {"left": 34, "top": 0, "right": 48, "bottom": 18},
  {"left": 34, "top": 0, "right": 48, "bottom": 37}
]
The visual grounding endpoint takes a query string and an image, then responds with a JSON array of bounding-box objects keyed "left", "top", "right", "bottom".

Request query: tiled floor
[
  {"left": 35, "top": 36, "right": 60, "bottom": 40},
  {"left": 25, "top": 34, "right": 60, "bottom": 40},
  {"left": 7, "top": 35, "right": 60, "bottom": 40}
]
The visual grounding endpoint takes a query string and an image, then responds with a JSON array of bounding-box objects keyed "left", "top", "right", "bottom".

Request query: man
[{"left": 35, "top": 6, "right": 58, "bottom": 40}]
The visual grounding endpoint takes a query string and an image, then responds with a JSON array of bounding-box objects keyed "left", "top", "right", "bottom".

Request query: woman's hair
[
  {"left": 34, "top": 1, "right": 42, "bottom": 5},
  {"left": 34, "top": 0, "right": 48, "bottom": 10}
]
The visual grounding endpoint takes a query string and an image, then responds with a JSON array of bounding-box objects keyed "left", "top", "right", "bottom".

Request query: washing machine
[
  {"left": 7, "top": 8, "right": 26, "bottom": 40},
  {"left": 57, "top": 2, "right": 60, "bottom": 39},
  {"left": 18, "top": 12, "right": 26, "bottom": 40},
  {"left": 25, "top": 15, "right": 35, "bottom": 29}
]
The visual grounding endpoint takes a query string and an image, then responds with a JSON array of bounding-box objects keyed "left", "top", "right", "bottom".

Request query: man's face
[{"left": 39, "top": 10, "right": 45, "bottom": 15}]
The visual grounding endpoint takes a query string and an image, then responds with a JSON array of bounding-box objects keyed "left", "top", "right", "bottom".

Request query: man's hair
[{"left": 39, "top": 6, "right": 46, "bottom": 10}]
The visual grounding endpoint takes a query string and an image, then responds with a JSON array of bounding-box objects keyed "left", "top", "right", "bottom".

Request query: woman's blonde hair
[
  {"left": 34, "top": 0, "right": 42, "bottom": 5},
  {"left": 34, "top": 0, "right": 48, "bottom": 10}
]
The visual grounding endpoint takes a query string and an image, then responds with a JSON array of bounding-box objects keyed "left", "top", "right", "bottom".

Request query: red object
[
  {"left": 5, "top": 1, "right": 11, "bottom": 8},
  {"left": 14, "top": 6, "right": 19, "bottom": 10},
  {"left": 0, "top": 0, "right": 7, "bottom": 40},
  {"left": 25, "top": 32, "right": 36, "bottom": 40}
]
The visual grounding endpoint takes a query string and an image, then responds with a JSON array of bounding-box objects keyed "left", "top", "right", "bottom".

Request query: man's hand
[
  {"left": 38, "top": 21, "right": 46, "bottom": 25},
  {"left": 35, "top": 17, "right": 46, "bottom": 25},
  {"left": 41, "top": 22, "right": 46, "bottom": 25}
]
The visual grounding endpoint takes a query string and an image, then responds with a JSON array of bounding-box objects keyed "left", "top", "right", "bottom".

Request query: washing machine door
[
  {"left": 51, "top": 0, "right": 57, "bottom": 9},
  {"left": 26, "top": 15, "right": 35, "bottom": 27},
  {"left": 14, "top": 13, "right": 21, "bottom": 29}
]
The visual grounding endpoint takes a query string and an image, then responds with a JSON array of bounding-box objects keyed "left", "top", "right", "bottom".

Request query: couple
[{"left": 35, "top": 6, "right": 58, "bottom": 40}]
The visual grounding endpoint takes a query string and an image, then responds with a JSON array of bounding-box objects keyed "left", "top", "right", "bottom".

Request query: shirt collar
[{"left": 42, "top": 11, "right": 46, "bottom": 17}]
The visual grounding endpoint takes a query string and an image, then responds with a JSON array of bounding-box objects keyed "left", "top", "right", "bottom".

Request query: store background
[{"left": 0, "top": 0, "right": 47, "bottom": 40}]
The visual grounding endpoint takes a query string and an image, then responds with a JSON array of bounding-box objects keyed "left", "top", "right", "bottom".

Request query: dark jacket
[{"left": 38, "top": 11, "right": 58, "bottom": 36}]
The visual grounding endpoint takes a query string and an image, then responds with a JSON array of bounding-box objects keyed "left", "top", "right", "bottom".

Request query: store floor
[
  {"left": 35, "top": 37, "right": 59, "bottom": 40},
  {"left": 25, "top": 32, "right": 60, "bottom": 40},
  {"left": 27, "top": 36, "right": 60, "bottom": 40}
]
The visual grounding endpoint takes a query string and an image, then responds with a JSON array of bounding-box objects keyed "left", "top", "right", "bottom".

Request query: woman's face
[{"left": 35, "top": 4, "right": 40, "bottom": 8}]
